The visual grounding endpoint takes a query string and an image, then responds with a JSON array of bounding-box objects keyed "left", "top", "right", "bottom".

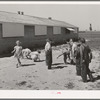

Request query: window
[
  {"left": 53, "top": 26, "right": 61, "bottom": 34},
  {"left": 3, "top": 23, "right": 24, "bottom": 37},
  {"left": 24, "top": 25, "right": 35, "bottom": 37},
  {"left": 65, "top": 28, "right": 70, "bottom": 34},
  {"left": 47, "top": 26, "right": 53, "bottom": 36},
  {"left": 35, "top": 25, "right": 47, "bottom": 36},
  {"left": 74, "top": 28, "right": 78, "bottom": 33}
]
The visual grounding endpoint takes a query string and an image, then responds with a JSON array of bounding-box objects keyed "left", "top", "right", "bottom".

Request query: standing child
[
  {"left": 74, "top": 43, "right": 81, "bottom": 76},
  {"left": 45, "top": 38, "right": 52, "bottom": 69},
  {"left": 12, "top": 40, "right": 23, "bottom": 68}
]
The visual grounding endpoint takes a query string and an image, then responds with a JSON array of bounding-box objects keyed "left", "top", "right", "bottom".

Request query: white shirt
[
  {"left": 45, "top": 42, "right": 51, "bottom": 51},
  {"left": 72, "top": 42, "right": 77, "bottom": 55}
]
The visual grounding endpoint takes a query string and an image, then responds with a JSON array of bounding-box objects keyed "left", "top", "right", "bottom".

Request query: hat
[
  {"left": 46, "top": 38, "right": 51, "bottom": 42},
  {"left": 80, "top": 38, "right": 86, "bottom": 43}
]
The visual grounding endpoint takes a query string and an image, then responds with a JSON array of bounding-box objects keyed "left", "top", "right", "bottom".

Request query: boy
[{"left": 45, "top": 38, "right": 52, "bottom": 69}]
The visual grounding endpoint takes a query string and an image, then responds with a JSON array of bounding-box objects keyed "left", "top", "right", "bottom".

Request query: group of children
[
  {"left": 12, "top": 40, "right": 41, "bottom": 68},
  {"left": 57, "top": 39, "right": 77, "bottom": 65},
  {"left": 57, "top": 38, "right": 94, "bottom": 82},
  {"left": 12, "top": 39, "right": 77, "bottom": 68},
  {"left": 12, "top": 38, "right": 94, "bottom": 82}
]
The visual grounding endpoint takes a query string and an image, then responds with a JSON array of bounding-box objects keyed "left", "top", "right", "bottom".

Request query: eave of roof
[{"left": 0, "top": 11, "right": 78, "bottom": 28}]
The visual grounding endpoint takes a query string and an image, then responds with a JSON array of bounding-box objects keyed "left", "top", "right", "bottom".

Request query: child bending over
[
  {"left": 57, "top": 47, "right": 70, "bottom": 64},
  {"left": 30, "top": 50, "right": 41, "bottom": 62},
  {"left": 22, "top": 48, "right": 31, "bottom": 59}
]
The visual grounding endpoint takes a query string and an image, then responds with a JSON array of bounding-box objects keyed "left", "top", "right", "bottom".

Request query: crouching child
[{"left": 30, "top": 50, "right": 41, "bottom": 62}]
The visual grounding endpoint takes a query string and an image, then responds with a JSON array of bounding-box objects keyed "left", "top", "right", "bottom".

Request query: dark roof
[{"left": 0, "top": 11, "right": 77, "bottom": 28}]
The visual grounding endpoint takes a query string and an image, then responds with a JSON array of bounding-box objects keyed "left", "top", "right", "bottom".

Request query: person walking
[
  {"left": 11, "top": 40, "right": 23, "bottom": 68},
  {"left": 45, "top": 38, "right": 52, "bottom": 69},
  {"left": 79, "top": 38, "right": 94, "bottom": 82}
]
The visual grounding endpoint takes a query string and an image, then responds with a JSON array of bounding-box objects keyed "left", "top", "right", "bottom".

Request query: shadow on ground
[
  {"left": 94, "top": 75, "right": 100, "bottom": 81},
  {"left": 21, "top": 64, "right": 35, "bottom": 67},
  {"left": 52, "top": 63, "right": 64, "bottom": 66},
  {"left": 34, "top": 60, "right": 45, "bottom": 62},
  {"left": 51, "top": 65, "right": 68, "bottom": 70},
  {"left": 87, "top": 75, "right": 100, "bottom": 82},
  {"left": 25, "top": 58, "right": 45, "bottom": 62}
]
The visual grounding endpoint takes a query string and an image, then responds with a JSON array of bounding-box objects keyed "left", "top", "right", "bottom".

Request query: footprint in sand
[
  {"left": 16, "top": 81, "right": 27, "bottom": 86},
  {"left": 64, "top": 82, "right": 75, "bottom": 89},
  {"left": 34, "top": 87, "right": 39, "bottom": 90},
  {"left": 33, "top": 75, "right": 38, "bottom": 78},
  {"left": 13, "top": 80, "right": 16, "bottom": 82},
  {"left": 44, "top": 87, "right": 49, "bottom": 90},
  {"left": 2, "top": 81, "right": 5, "bottom": 83},
  {"left": 28, "top": 76, "right": 32, "bottom": 78},
  {"left": 52, "top": 82, "right": 59, "bottom": 85},
  {"left": 42, "top": 82, "right": 47, "bottom": 84},
  {"left": 96, "top": 82, "right": 100, "bottom": 89},
  {"left": 89, "top": 84, "right": 96, "bottom": 88},
  {"left": 27, "top": 85, "right": 32, "bottom": 88}
]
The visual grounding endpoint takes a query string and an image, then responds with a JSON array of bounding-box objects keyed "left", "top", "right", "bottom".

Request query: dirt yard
[{"left": 0, "top": 47, "right": 100, "bottom": 90}]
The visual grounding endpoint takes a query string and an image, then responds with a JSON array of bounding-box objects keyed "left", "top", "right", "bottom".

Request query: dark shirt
[{"left": 80, "top": 43, "right": 91, "bottom": 64}]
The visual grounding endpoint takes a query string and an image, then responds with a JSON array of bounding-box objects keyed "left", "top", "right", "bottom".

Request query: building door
[
  {"left": 24, "top": 25, "right": 35, "bottom": 47},
  {"left": 24, "top": 25, "right": 35, "bottom": 39},
  {"left": 47, "top": 26, "right": 53, "bottom": 37}
]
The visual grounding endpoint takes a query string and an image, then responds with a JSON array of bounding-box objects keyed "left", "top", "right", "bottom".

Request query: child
[
  {"left": 57, "top": 45, "right": 70, "bottom": 64},
  {"left": 22, "top": 48, "right": 31, "bottom": 59},
  {"left": 12, "top": 40, "right": 23, "bottom": 68},
  {"left": 74, "top": 43, "right": 81, "bottom": 75},
  {"left": 30, "top": 50, "right": 41, "bottom": 62}
]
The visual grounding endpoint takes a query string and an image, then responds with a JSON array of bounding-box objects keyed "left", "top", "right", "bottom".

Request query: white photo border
[{"left": 0, "top": 1, "right": 100, "bottom": 99}]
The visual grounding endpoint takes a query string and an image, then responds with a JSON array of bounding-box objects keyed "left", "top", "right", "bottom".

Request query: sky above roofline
[{"left": 0, "top": 4, "right": 99, "bottom": 31}]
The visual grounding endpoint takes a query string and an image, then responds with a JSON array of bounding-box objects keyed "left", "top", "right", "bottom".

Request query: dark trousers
[
  {"left": 76, "top": 59, "right": 81, "bottom": 76},
  {"left": 63, "top": 53, "right": 70, "bottom": 64},
  {"left": 63, "top": 53, "right": 67, "bottom": 64},
  {"left": 81, "top": 62, "right": 93, "bottom": 82},
  {"left": 45, "top": 50, "right": 52, "bottom": 69}
]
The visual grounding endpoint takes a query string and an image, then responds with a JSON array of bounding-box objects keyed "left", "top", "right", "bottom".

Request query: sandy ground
[{"left": 0, "top": 48, "right": 100, "bottom": 90}]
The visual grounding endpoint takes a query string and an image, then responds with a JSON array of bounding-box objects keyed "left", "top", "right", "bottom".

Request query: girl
[{"left": 12, "top": 40, "right": 23, "bottom": 68}]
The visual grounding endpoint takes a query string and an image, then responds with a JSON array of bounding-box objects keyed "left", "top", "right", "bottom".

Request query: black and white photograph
[{"left": 0, "top": 2, "right": 100, "bottom": 93}]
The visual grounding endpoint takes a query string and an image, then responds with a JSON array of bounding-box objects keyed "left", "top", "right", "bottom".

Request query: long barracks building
[{"left": 0, "top": 11, "right": 79, "bottom": 54}]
